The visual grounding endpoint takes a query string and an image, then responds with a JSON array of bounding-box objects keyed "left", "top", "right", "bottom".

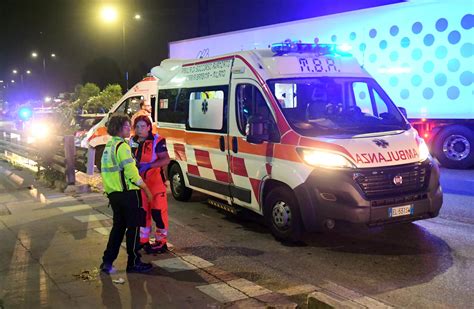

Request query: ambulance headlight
[
  {"left": 30, "top": 122, "right": 51, "bottom": 140},
  {"left": 297, "top": 148, "right": 355, "bottom": 169},
  {"left": 418, "top": 138, "right": 431, "bottom": 162}
]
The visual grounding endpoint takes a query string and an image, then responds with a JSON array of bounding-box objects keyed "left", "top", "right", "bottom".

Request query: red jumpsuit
[{"left": 130, "top": 133, "right": 168, "bottom": 248}]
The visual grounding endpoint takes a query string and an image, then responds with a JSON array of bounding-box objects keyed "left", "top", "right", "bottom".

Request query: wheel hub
[
  {"left": 272, "top": 201, "right": 291, "bottom": 230},
  {"left": 172, "top": 173, "right": 182, "bottom": 195},
  {"left": 443, "top": 135, "right": 471, "bottom": 161}
]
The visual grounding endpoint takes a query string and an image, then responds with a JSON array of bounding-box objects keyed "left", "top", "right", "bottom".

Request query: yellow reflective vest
[{"left": 101, "top": 136, "right": 143, "bottom": 194}]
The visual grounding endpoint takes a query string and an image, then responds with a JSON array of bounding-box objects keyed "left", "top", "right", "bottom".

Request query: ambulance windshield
[{"left": 268, "top": 77, "right": 409, "bottom": 137}]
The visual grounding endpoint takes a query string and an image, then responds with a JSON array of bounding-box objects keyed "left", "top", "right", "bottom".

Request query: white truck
[{"left": 169, "top": 0, "right": 473, "bottom": 169}]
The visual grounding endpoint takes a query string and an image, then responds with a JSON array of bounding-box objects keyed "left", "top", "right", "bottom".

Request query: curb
[{"left": 307, "top": 290, "right": 393, "bottom": 309}]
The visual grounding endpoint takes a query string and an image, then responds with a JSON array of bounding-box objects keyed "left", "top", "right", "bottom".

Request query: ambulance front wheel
[
  {"left": 169, "top": 163, "right": 193, "bottom": 201},
  {"left": 264, "top": 187, "right": 303, "bottom": 242}
]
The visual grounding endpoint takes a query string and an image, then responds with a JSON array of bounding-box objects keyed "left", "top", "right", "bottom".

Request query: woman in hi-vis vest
[{"left": 129, "top": 115, "right": 170, "bottom": 254}]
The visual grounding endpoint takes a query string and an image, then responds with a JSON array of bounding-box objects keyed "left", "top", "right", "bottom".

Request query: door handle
[
  {"left": 219, "top": 136, "right": 225, "bottom": 152},
  {"left": 232, "top": 136, "right": 238, "bottom": 153}
]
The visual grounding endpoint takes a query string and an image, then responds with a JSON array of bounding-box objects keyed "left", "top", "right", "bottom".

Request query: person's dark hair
[
  {"left": 140, "top": 100, "right": 146, "bottom": 109},
  {"left": 106, "top": 114, "right": 131, "bottom": 136},
  {"left": 133, "top": 115, "right": 152, "bottom": 130}
]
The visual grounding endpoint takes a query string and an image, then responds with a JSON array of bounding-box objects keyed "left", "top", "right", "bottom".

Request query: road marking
[
  {"left": 227, "top": 278, "right": 271, "bottom": 297},
  {"left": 58, "top": 204, "right": 92, "bottom": 213},
  {"left": 94, "top": 227, "right": 111, "bottom": 236},
  {"left": 180, "top": 255, "right": 214, "bottom": 269},
  {"left": 152, "top": 256, "right": 211, "bottom": 272},
  {"left": 73, "top": 214, "right": 109, "bottom": 223},
  {"left": 197, "top": 282, "right": 248, "bottom": 303},
  {"left": 278, "top": 284, "right": 319, "bottom": 296}
]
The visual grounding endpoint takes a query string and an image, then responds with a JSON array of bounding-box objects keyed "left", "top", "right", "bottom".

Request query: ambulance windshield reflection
[{"left": 268, "top": 77, "right": 410, "bottom": 137}]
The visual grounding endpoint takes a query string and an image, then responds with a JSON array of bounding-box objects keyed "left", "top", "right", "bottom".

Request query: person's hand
[
  {"left": 139, "top": 163, "right": 151, "bottom": 174},
  {"left": 145, "top": 189, "right": 153, "bottom": 203}
]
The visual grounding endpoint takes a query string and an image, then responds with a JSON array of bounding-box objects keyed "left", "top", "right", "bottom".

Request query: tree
[
  {"left": 83, "top": 84, "right": 122, "bottom": 113},
  {"left": 72, "top": 82, "right": 100, "bottom": 112}
]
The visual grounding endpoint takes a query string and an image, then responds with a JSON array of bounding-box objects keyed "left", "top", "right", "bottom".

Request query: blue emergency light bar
[{"left": 271, "top": 42, "right": 352, "bottom": 56}]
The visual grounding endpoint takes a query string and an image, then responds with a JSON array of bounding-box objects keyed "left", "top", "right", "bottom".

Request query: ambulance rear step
[{"left": 207, "top": 199, "right": 240, "bottom": 215}]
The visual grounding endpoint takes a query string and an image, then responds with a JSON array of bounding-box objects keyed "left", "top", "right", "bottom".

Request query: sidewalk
[{"left": 0, "top": 162, "right": 297, "bottom": 308}]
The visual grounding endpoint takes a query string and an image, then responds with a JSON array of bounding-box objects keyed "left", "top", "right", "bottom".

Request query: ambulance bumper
[{"left": 294, "top": 159, "right": 443, "bottom": 231}]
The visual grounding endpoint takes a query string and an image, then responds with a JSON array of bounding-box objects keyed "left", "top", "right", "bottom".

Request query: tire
[
  {"left": 433, "top": 125, "right": 474, "bottom": 169},
  {"left": 169, "top": 163, "right": 193, "bottom": 201},
  {"left": 264, "top": 186, "right": 303, "bottom": 242},
  {"left": 94, "top": 145, "right": 105, "bottom": 172}
]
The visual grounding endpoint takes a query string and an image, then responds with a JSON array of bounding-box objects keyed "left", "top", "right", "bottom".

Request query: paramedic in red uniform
[{"left": 130, "top": 115, "right": 170, "bottom": 253}]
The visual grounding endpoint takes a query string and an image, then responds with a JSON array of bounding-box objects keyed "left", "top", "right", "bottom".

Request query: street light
[
  {"left": 51, "top": 53, "right": 56, "bottom": 58},
  {"left": 26, "top": 70, "right": 31, "bottom": 75},
  {"left": 101, "top": 6, "right": 118, "bottom": 23},
  {"left": 12, "top": 69, "right": 18, "bottom": 74},
  {"left": 31, "top": 52, "right": 38, "bottom": 58},
  {"left": 99, "top": 6, "right": 141, "bottom": 90}
]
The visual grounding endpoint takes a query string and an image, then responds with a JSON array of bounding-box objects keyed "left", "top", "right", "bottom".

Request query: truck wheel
[
  {"left": 169, "top": 163, "right": 193, "bottom": 201},
  {"left": 94, "top": 145, "right": 105, "bottom": 172},
  {"left": 264, "top": 186, "right": 303, "bottom": 242},
  {"left": 433, "top": 125, "right": 474, "bottom": 169}
]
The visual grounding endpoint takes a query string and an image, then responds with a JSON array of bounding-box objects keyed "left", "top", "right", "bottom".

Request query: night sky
[{"left": 0, "top": 0, "right": 403, "bottom": 101}]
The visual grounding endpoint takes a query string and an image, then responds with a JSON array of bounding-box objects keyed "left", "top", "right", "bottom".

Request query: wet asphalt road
[{"left": 93, "top": 166, "right": 474, "bottom": 308}]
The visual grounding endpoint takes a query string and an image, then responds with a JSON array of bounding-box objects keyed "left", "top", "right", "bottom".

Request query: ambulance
[
  {"left": 152, "top": 41, "right": 443, "bottom": 241},
  {"left": 82, "top": 76, "right": 158, "bottom": 169}
]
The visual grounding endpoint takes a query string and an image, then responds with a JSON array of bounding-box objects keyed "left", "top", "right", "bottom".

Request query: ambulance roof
[{"left": 152, "top": 45, "right": 370, "bottom": 88}]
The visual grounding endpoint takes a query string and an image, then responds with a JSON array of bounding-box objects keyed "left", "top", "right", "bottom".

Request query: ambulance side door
[{"left": 228, "top": 80, "right": 280, "bottom": 212}]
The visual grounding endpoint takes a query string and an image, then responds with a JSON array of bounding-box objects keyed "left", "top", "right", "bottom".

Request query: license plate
[{"left": 388, "top": 205, "right": 414, "bottom": 218}]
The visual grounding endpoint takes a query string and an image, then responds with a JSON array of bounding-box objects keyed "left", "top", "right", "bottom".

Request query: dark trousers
[{"left": 102, "top": 190, "right": 144, "bottom": 267}]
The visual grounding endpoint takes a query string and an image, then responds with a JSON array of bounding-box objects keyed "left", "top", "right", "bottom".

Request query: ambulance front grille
[{"left": 354, "top": 163, "right": 430, "bottom": 199}]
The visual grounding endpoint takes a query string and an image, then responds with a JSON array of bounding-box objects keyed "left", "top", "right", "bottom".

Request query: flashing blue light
[
  {"left": 271, "top": 41, "right": 352, "bottom": 57},
  {"left": 18, "top": 107, "right": 33, "bottom": 121}
]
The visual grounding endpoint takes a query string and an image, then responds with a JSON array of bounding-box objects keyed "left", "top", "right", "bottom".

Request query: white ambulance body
[
  {"left": 152, "top": 43, "right": 443, "bottom": 241},
  {"left": 82, "top": 76, "right": 158, "bottom": 167},
  {"left": 169, "top": 0, "right": 474, "bottom": 169}
]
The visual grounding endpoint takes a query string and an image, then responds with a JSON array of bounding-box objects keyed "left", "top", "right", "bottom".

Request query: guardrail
[{"left": 0, "top": 128, "right": 78, "bottom": 185}]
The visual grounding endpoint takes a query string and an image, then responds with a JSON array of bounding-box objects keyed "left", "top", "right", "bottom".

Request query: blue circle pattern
[
  {"left": 390, "top": 25, "right": 399, "bottom": 36},
  {"left": 359, "top": 43, "right": 367, "bottom": 52},
  {"left": 447, "top": 86, "right": 460, "bottom": 100},
  {"left": 411, "top": 75, "right": 422, "bottom": 87},
  {"left": 436, "top": 18, "right": 448, "bottom": 32},
  {"left": 401, "top": 37, "right": 410, "bottom": 48},
  {"left": 447, "top": 59, "right": 460, "bottom": 72},
  {"left": 331, "top": 35, "right": 337, "bottom": 42},
  {"left": 460, "top": 71, "right": 472, "bottom": 86},
  {"left": 379, "top": 40, "right": 387, "bottom": 49},
  {"left": 400, "top": 89, "right": 409, "bottom": 99},
  {"left": 460, "top": 43, "right": 472, "bottom": 58},
  {"left": 359, "top": 92, "right": 366, "bottom": 100},
  {"left": 369, "top": 54, "right": 377, "bottom": 63},
  {"left": 461, "top": 14, "right": 473, "bottom": 30},
  {"left": 448, "top": 31, "right": 461, "bottom": 44},
  {"left": 435, "top": 73, "right": 447, "bottom": 86},
  {"left": 423, "top": 88, "right": 434, "bottom": 100},
  {"left": 424, "top": 34, "right": 435, "bottom": 46},
  {"left": 369, "top": 29, "right": 377, "bottom": 38},
  {"left": 412, "top": 22, "right": 423, "bottom": 34},
  {"left": 423, "top": 61, "right": 434, "bottom": 73},
  {"left": 350, "top": 32, "right": 356, "bottom": 40}
]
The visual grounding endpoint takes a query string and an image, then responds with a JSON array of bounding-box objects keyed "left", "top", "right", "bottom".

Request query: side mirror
[
  {"left": 398, "top": 106, "right": 408, "bottom": 118},
  {"left": 245, "top": 114, "right": 269, "bottom": 145}
]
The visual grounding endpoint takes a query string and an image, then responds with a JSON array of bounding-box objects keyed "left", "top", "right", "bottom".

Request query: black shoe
[
  {"left": 100, "top": 262, "right": 115, "bottom": 274},
  {"left": 126, "top": 262, "right": 153, "bottom": 273},
  {"left": 143, "top": 242, "right": 168, "bottom": 254}
]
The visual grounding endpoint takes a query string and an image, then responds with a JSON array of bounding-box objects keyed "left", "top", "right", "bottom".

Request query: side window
[
  {"left": 372, "top": 89, "right": 389, "bottom": 116},
  {"left": 126, "top": 96, "right": 144, "bottom": 117},
  {"left": 188, "top": 87, "right": 227, "bottom": 132},
  {"left": 114, "top": 100, "right": 127, "bottom": 114},
  {"left": 157, "top": 89, "right": 186, "bottom": 124},
  {"left": 352, "top": 82, "right": 373, "bottom": 115},
  {"left": 236, "top": 84, "right": 279, "bottom": 141}
]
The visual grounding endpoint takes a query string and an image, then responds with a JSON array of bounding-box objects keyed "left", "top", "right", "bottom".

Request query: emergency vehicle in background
[
  {"left": 169, "top": 0, "right": 474, "bottom": 169},
  {"left": 82, "top": 76, "right": 158, "bottom": 169},
  {"left": 151, "top": 41, "right": 443, "bottom": 241}
]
